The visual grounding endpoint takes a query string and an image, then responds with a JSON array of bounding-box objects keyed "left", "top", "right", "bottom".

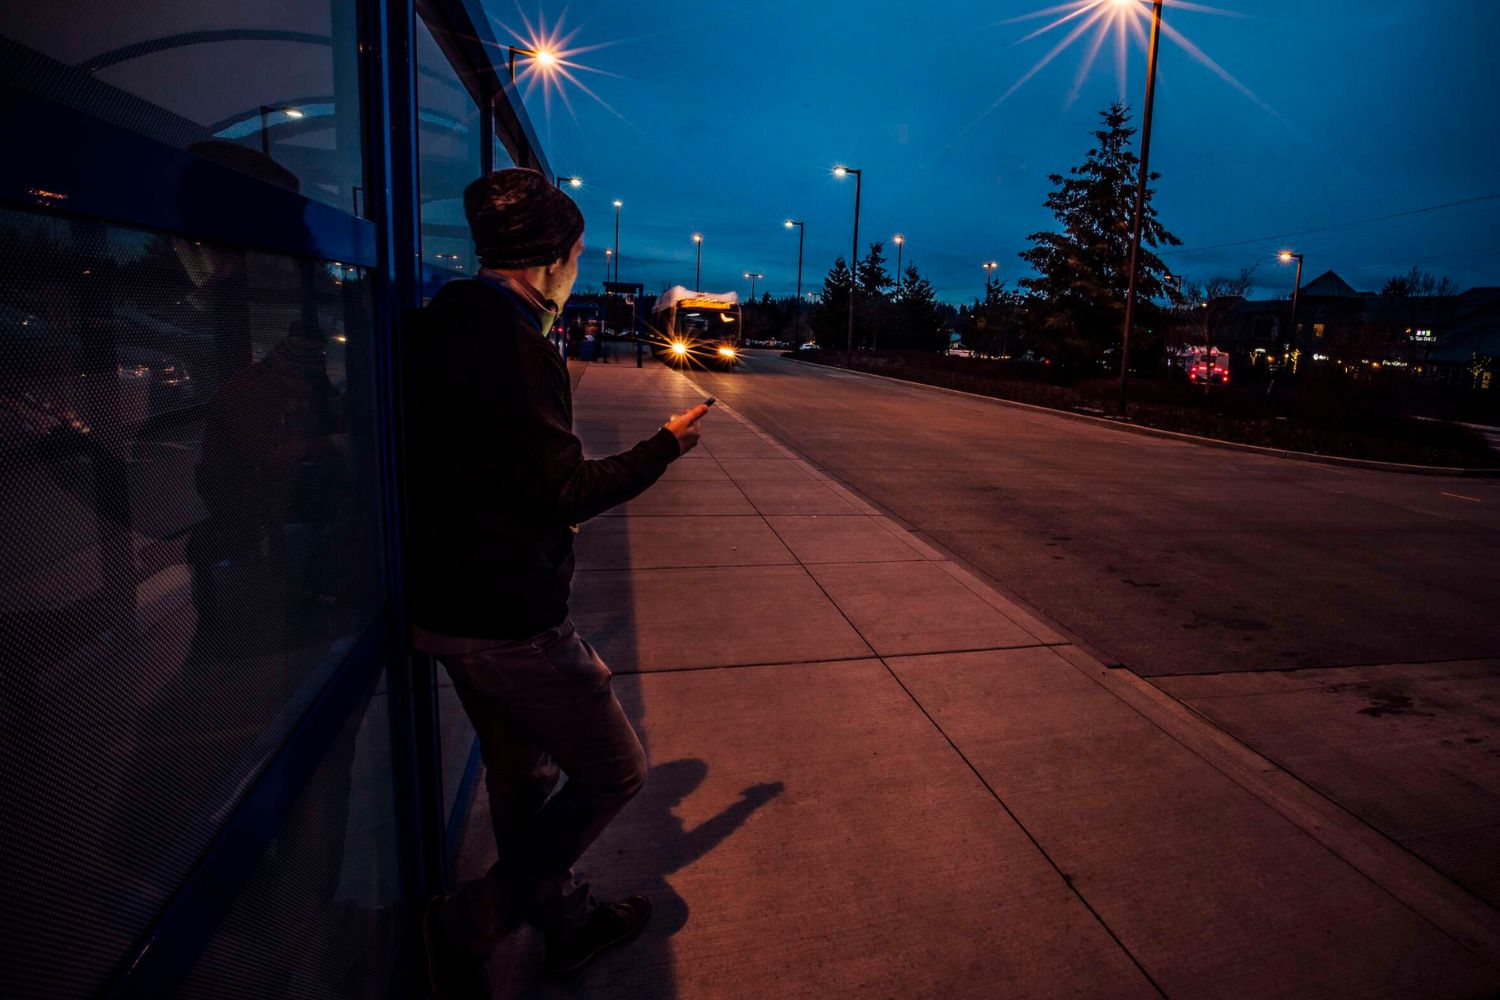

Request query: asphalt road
[{"left": 686, "top": 351, "right": 1500, "bottom": 678}]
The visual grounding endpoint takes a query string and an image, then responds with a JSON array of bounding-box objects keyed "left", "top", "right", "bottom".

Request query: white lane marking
[{"left": 1440, "top": 492, "right": 1483, "bottom": 503}]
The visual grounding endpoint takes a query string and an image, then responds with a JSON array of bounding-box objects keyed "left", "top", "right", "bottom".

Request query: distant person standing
[
  {"left": 403, "top": 168, "right": 709, "bottom": 996},
  {"left": 566, "top": 318, "right": 583, "bottom": 359}
]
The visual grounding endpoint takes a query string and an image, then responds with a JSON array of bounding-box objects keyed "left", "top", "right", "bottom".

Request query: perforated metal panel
[
  {"left": 0, "top": 205, "right": 383, "bottom": 996},
  {"left": 177, "top": 675, "right": 402, "bottom": 999}
]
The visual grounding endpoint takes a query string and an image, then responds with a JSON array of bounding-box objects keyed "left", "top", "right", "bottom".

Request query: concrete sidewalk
[{"left": 457, "top": 361, "right": 1500, "bottom": 999}]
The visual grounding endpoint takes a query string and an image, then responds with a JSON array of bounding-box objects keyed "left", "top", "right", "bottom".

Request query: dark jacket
[{"left": 403, "top": 278, "right": 679, "bottom": 639}]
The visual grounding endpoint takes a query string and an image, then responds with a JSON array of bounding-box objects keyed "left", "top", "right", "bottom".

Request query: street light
[
  {"left": 612, "top": 200, "right": 622, "bottom": 283},
  {"left": 983, "top": 261, "right": 999, "bottom": 294},
  {"left": 1279, "top": 250, "right": 1305, "bottom": 371},
  {"left": 833, "top": 166, "right": 862, "bottom": 366},
  {"left": 692, "top": 233, "right": 703, "bottom": 291},
  {"left": 1117, "top": 0, "right": 1165, "bottom": 416},
  {"left": 505, "top": 46, "right": 558, "bottom": 83},
  {"left": 604, "top": 248, "right": 613, "bottom": 283},
  {"left": 892, "top": 234, "right": 905, "bottom": 292},
  {"left": 556, "top": 175, "right": 583, "bottom": 190},
  {"left": 744, "top": 272, "right": 764, "bottom": 301},
  {"left": 785, "top": 220, "right": 805, "bottom": 346}
]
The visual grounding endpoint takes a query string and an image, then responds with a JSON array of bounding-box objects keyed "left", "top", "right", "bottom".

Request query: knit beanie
[{"left": 463, "top": 168, "right": 585, "bottom": 269}]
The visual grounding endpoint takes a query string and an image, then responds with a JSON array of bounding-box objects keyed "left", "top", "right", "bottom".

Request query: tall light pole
[
  {"left": 1279, "top": 250, "right": 1305, "bottom": 372},
  {"left": 833, "top": 166, "right": 862, "bottom": 366},
  {"left": 556, "top": 175, "right": 583, "bottom": 191},
  {"left": 983, "top": 261, "right": 998, "bottom": 295},
  {"left": 744, "top": 272, "right": 764, "bottom": 341},
  {"left": 612, "top": 200, "right": 622, "bottom": 282},
  {"left": 692, "top": 233, "right": 702, "bottom": 291},
  {"left": 1117, "top": 0, "right": 1165, "bottom": 416},
  {"left": 892, "top": 234, "right": 905, "bottom": 291},
  {"left": 785, "top": 220, "right": 805, "bottom": 347},
  {"left": 604, "top": 248, "right": 612, "bottom": 284}
]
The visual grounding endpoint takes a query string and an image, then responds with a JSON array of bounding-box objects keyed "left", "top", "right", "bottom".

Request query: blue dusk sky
[{"left": 485, "top": 1, "right": 1500, "bottom": 304}]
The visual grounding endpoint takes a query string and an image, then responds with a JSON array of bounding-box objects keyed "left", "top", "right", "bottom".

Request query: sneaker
[
  {"left": 543, "top": 895, "right": 652, "bottom": 980},
  {"left": 422, "top": 895, "right": 490, "bottom": 999}
]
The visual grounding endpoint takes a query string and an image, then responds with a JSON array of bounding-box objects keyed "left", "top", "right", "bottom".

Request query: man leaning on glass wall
[{"left": 402, "top": 168, "right": 710, "bottom": 995}]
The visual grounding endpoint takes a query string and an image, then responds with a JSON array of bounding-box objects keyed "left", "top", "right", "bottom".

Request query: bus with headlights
[{"left": 651, "top": 285, "right": 742, "bottom": 369}]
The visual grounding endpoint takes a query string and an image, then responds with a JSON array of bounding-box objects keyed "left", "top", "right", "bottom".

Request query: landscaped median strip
[{"left": 784, "top": 356, "right": 1500, "bottom": 477}]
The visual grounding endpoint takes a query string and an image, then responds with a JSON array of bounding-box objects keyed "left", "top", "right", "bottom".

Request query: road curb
[
  {"left": 780, "top": 356, "right": 1500, "bottom": 478},
  {"left": 1051, "top": 645, "right": 1500, "bottom": 973}
]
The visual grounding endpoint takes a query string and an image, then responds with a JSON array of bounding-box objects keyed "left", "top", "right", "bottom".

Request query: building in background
[{"left": 1198, "top": 270, "right": 1500, "bottom": 386}]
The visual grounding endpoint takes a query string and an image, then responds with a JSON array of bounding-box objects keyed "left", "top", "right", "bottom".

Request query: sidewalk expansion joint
[
  {"left": 574, "top": 560, "right": 800, "bottom": 574},
  {"left": 607, "top": 642, "right": 1069, "bottom": 677},
  {"left": 873, "top": 653, "right": 1171, "bottom": 999}
]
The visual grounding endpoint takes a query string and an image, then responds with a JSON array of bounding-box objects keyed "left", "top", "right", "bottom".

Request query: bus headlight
[
  {"left": 669, "top": 342, "right": 688, "bottom": 356},
  {"left": 717, "top": 346, "right": 736, "bottom": 359}
]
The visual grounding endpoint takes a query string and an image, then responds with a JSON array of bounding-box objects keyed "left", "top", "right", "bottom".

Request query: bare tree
[
  {"left": 1381, "top": 266, "right": 1457, "bottom": 299},
  {"left": 1380, "top": 267, "right": 1458, "bottom": 365},
  {"left": 1176, "top": 265, "right": 1256, "bottom": 352}
]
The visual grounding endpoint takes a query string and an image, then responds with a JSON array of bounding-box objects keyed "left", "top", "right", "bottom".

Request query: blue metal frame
[
  {"left": 444, "top": 737, "right": 486, "bottom": 878},
  {"left": 373, "top": 0, "right": 451, "bottom": 935}
]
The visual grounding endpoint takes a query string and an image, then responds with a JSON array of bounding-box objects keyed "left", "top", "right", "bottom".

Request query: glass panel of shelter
[
  {"left": 0, "top": 0, "right": 521, "bottom": 990},
  {"left": 0, "top": 203, "right": 383, "bottom": 997},
  {"left": 416, "top": 13, "right": 484, "bottom": 300}
]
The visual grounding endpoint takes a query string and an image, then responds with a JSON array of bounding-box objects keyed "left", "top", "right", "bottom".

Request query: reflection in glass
[
  {"left": 0, "top": 0, "right": 365, "bottom": 213},
  {"left": 0, "top": 204, "right": 380, "bottom": 995},
  {"left": 416, "top": 14, "right": 483, "bottom": 299}
]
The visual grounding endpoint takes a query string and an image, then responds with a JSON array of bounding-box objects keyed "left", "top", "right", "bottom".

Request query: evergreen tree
[
  {"left": 856, "top": 240, "right": 893, "bottom": 297},
  {"left": 969, "top": 283, "right": 1026, "bottom": 358},
  {"left": 891, "top": 264, "right": 945, "bottom": 350},
  {"left": 1019, "top": 103, "right": 1181, "bottom": 368},
  {"left": 855, "top": 241, "right": 893, "bottom": 349},
  {"left": 810, "top": 255, "right": 853, "bottom": 348}
]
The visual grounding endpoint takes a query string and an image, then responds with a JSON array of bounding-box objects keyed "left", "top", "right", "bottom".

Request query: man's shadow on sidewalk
[{"left": 514, "top": 758, "right": 783, "bottom": 999}]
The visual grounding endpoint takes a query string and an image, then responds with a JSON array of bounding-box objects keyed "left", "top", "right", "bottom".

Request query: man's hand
[{"left": 664, "top": 404, "right": 710, "bottom": 455}]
